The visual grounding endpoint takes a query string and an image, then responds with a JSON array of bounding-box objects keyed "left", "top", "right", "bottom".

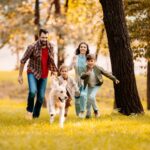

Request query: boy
[{"left": 81, "top": 54, "right": 119, "bottom": 118}]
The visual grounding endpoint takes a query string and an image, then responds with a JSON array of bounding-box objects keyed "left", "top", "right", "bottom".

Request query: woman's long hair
[{"left": 75, "top": 42, "right": 90, "bottom": 55}]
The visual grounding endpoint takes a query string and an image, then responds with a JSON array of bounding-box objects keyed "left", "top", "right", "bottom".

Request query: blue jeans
[
  {"left": 86, "top": 86, "right": 99, "bottom": 116},
  {"left": 75, "top": 86, "right": 87, "bottom": 115},
  {"left": 27, "top": 73, "right": 47, "bottom": 118}
]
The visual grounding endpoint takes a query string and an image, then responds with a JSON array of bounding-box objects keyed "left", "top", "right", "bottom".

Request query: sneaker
[
  {"left": 79, "top": 112, "right": 85, "bottom": 118},
  {"left": 25, "top": 111, "right": 32, "bottom": 120},
  {"left": 85, "top": 115, "right": 91, "bottom": 119},
  {"left": 86, "top": 111, "right": 91, "bottom": 119},
  {"left": 94, "top": 110, "right": 100, "bottom": 118}
]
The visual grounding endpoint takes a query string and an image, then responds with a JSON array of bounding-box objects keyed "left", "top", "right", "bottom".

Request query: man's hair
[
  {"left": 86, "top": 54, "right": 96, "bottom": 61},
  {"left": 59, "top": 64, "right": 69, "bottom": 72},
  {"left": 39, "top": 29, "right": 49, "bottom": 36}
]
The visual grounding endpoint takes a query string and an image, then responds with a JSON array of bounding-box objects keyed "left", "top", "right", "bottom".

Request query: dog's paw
[
  {"left": 59, "top": 123, "right": 64, "bottom": 128},
  {"left": 50, "top": 117, "right": 54, "bottom": 124}
]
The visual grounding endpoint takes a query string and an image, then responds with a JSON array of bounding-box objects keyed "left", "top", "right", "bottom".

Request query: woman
[{"left": 69, "top": 42, "right": 90, "bottom": 118}]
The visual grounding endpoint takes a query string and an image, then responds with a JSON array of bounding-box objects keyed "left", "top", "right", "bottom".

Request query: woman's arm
[
  {"left": 71, "top": 79, "right": 80, "bottom": 97},
  {"left": 68, "top": 55, "right": 76, "bottom": 71}
]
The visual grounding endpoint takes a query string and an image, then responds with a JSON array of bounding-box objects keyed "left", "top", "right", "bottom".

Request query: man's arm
[
  {"left": 18, "top": 63, "right": 25, "bottom": 84},
  {"left": 18, "top": 45, "right": 34, "bottom": 84}
]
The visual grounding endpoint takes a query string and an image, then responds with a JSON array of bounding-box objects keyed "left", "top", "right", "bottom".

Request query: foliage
[
  {"left": 0, "top": 0, "right": 34, "bottom": 48},
  {"left": 125, "top": 0, "right": 150, "bottom": 59},
  {"left": 67, "top": 0, "right": 103, "bottom": 45}
]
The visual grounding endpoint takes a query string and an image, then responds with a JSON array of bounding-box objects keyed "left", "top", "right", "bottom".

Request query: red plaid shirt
[{"left": 21, "top": 40, "right": 58, "bottom": 79}]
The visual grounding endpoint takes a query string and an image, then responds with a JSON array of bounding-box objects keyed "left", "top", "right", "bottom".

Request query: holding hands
[{"left": 18, "top": 75, "right": 23, "bottom": 84}]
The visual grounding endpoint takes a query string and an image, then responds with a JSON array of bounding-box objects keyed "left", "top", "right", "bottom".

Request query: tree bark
[
  {"left": 54, "top": 0, "right": 61, "bottom": 14},
  {"left": 100, "top": 0, "right": 144, "bottom": 115},
  {"left": 34, "top": 0, "right": 40, "bottom": 40},
  {"left": 147, "top": 61, "right": 150, "bottom": 110},
  {"left": 53, "top": 0, "right": 65, "bottom": 68},
  {"left": 65, "top": 0, "right": 69, "bottom": 12},
  {"left": 57, "top": 32, "right": 65, "bottom": 68}
]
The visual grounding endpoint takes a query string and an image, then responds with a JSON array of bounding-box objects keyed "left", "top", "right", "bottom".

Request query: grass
[
  {"left": 0, "top": 71, "right": 149, "bottom": 150},
  {"left": 0, "top": 99, "right": 150, "bottom": 150}
]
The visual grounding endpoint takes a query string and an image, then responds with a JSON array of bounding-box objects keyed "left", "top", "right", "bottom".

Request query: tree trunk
[
  {"left": 147, "top": 61, "right": 150, "bottom": 110},
  {"left": 100, "top": 0, "right": 144, "bottom": 115},
  {"left": 65, "top": 0, "right": 69, "bottom": 12},
  {"left": 53, "top": 0, "right": 65, "bottom": 68},
  {"left": 34, "top": 0, "right": 40, "bottom": 40},
  {"left": 57, "top": 32, "right": 65, "bottom": 68},
  {"left": 54, "top": 0, "right": 61, "bottom": 14}
]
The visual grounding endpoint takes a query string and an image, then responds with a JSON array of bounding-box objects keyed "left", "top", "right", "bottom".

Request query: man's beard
[{"left": 40, "top": 40, "right": 47, "bottom": 46}]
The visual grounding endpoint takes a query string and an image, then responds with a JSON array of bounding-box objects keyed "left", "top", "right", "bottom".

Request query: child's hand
[
  {"left": 72, "top": 56, "right": 76, "bottom": 64},
  {"left": 86, "top": 70, "right": 92, "bottom": 75},
  {"left": 75, "top": 91, "right": 80, "bottom": 97},
  {"left": 115, "top": 79, "right": 120, "bottom": 84}
]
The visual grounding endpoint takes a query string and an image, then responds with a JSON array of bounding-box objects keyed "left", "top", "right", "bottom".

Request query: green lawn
[{"left": 0, "top": 100, "right": 150, "bottom": 150}]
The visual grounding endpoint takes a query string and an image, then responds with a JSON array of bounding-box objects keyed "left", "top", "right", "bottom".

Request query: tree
[
  {"left": 34, "top": 0, "right": 40, "bottom": 40},
  {"left": 53, "top": 0, "right": 65, "bottom": 68},
  {"left": 43, "top": 0, "right": 67, "bottom": 68},
  {"left": 100, "top": 0, "right": 144, "bottom": 115},
  {"left": 0, "top": 0, "right": 34, "bottom": 69}
]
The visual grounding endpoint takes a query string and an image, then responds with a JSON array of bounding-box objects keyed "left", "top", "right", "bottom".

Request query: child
[
  {"left": 81, "top": 54, "right": 120, "bottom": 118},
  {"left": 69, "top": 42, "right": 90, "bottom": 118},
  {"left": 58, "top": 64, "right": 80, "bottom": 117}
]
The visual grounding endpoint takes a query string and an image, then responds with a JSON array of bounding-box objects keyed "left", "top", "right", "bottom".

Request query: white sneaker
[
  {"left": 25, "top": 112, "right": 32, "bottom": 120},
  {"left": 79, "top": 112, "right": 85, "bottom": 118}
]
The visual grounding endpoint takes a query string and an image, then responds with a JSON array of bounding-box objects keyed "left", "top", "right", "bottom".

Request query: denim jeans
[
  {"left": 86, "top": 86, "right": 99, "bottom": 116},
  {"left": 75, "top": 86, "right": 87, "bottom": 115},
  {"left": 27, "top": 73, "right": 47, "bottom": 118}
]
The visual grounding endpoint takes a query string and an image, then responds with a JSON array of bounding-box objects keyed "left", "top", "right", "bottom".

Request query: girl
[
  {"left": 58, "top": 65, "right": 80, "bottom": 118},
  {"left": 69, "top": 42, "right": 90, "bottom": 118}
]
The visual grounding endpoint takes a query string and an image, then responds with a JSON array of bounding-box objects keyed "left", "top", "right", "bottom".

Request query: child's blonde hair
[{"left": 59, "top": 64, "right": 69, "bottom": 72}]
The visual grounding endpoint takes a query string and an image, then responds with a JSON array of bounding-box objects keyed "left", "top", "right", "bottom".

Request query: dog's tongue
[{"left": 59, "top": 97, "right": 64, "bottom": 102}]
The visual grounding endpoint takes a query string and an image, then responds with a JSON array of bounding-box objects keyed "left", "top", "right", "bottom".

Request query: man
[{"left": 18, "top": 29, "right": 58, "bottom": 119}]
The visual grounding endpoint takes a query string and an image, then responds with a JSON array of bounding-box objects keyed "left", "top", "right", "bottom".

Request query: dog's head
[{"left": 51, "top": 77, "right": 68, "bottom": 103}]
